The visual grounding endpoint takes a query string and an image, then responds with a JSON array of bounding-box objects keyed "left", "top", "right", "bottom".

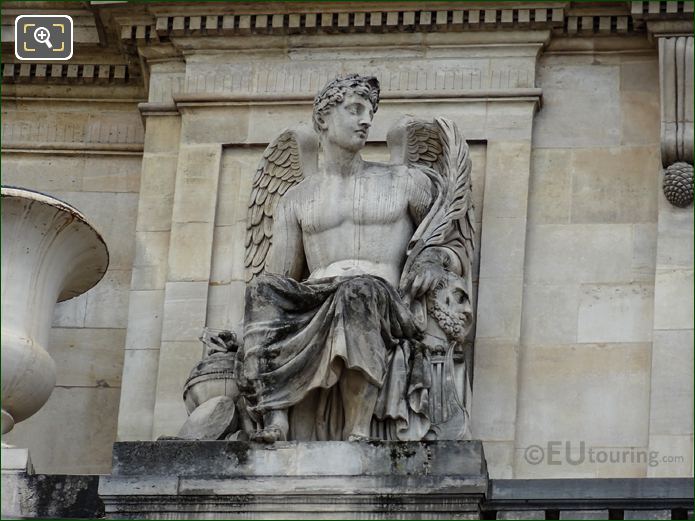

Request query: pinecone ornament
[{"left": 663, "top": 162, "right": 694, "bottom": 208}]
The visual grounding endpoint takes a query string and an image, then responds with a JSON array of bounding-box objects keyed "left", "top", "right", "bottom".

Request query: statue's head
[
  {"left": 312, "top": 74, "right": 380, "bottom": 151},
  {"left": 426, "top": 271, "right": 473, "bottom": 343}
]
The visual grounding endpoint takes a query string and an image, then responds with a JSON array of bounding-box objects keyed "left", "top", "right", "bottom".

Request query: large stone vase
[{"left": 1, "top": 187, "right": 109, "bottom": 436}]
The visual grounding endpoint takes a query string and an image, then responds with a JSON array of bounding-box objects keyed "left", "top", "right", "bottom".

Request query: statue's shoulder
[
  {"left": 404, "top": 164, "right": 434, "bottom": 192},
  {"left": 281, "top": 175, "right": 314, "bottom": 201}
]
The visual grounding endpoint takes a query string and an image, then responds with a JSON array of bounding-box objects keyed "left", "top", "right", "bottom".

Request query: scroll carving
[{"left": 659, "top": 35, "right": 694, "bottom": 207}]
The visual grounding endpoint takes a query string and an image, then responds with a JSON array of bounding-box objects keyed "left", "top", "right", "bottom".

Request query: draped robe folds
[
  {"left": 242, "top": 159, "right": 472, "bottom": 441},
  {"left": 242, "top": 273, "right": 435, "bottom": 441}
]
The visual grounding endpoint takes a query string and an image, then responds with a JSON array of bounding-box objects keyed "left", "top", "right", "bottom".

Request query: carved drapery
[{"left": 659, "top": 35, "right": 693, "bottom": 207}]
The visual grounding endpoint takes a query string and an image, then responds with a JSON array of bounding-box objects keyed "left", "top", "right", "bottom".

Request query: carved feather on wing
[
  {"left": 388, "top": 117, "right": 475, "bottom": 282},
  {"left": 244, "top": 125, "right": 318, "bottom": 282}
]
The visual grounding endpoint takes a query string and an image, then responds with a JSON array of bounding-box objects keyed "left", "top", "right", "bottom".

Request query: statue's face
[
  {"left": 319, "top": 93, "right": 373, "bottom": 152},
  {"left": 428, "top": 272, "right": 473, "bottom": 342}
]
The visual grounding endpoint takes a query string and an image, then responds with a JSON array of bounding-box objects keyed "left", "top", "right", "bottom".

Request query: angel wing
[
  {"left": 244, "top": 125, "right": 318, "bottom": 282},
  {"left": 387, "top": 117, "right": 475, "bottom": 282}
]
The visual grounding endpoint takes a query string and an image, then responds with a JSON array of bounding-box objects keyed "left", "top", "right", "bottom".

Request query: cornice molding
[
  {"left": 3, "top": 2, "right": 693, "bottom": 88},
  {"left": 630, "top": 0, "right": 694, "bottom": 20},
  {"left": 173, "top": 87, "right": 543, "bottom": 104},
  {"left": 631, "top": 0, "right": 694, "bottom": 37},
  {"left": 0, "top": 118, "right": 144, "bottom": 149},
  {"left": 117, "top": 6, "right": 571, "bottom": 45},
  {"left": 137, "top": 87, "right": 543, "bottom": 117},
  {"left": 1, "top": 144, "right": 144, "bottom": 156},
  {"left": 1, "top": 62, "right": 135, "bottom": 84},
  {"left": 108, "top": 2, "right": 694, "bottom": 44}
]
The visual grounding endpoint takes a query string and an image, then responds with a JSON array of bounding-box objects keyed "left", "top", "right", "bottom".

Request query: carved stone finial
[{"left": 663, "top": 162, "right": 694, "bottom": 208}]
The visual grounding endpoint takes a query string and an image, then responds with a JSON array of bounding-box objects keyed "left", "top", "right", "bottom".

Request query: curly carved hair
[{"left": 312, "top": 74, "right": 380, "bottom": 133}]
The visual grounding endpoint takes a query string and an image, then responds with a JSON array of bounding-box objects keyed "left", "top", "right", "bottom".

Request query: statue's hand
[{"left": 399, "top": 248, "right": 450, "bottom": 301}]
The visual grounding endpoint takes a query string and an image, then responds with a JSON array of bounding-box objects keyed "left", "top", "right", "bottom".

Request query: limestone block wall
[
  {"left": 515, "top": 49, "right": 692, "bottom": 478},
  {"left": 1, "top": 98, "right": 143, "bottom": 474},
  {"left": 1, "top": 1, "right": 692, "bottom": 480}
]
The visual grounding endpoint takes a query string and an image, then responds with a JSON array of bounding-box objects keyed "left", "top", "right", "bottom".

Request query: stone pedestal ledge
[
  {"left": 1, "top": 448, "right": 33, "bottom": 474},
  {"left": 99, "top": 440, "right": 488, "bottom": 519}
]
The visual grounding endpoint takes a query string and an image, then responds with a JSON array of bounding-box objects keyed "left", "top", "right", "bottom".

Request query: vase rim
[
  {"left": 2, "top": 185, "right": 89, "bottom": 220},
  {"left": 1, "top": 185, "right": 110, "bottom": 302}
]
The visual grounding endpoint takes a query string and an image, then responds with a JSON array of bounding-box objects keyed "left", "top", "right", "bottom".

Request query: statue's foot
[
  {"left": 347, "top": 434, "right": 372, "bottom": 442},
  {"left": 251, "top": 425, "right": 286, "bottom": 443}
]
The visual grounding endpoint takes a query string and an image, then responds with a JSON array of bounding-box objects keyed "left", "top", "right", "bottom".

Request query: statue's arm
[
  {"left": 407, "top": 167, "right": 435, "bottom": 225},
  {"left": 265, "top": 197, "right": 306, "bottom": 280}
]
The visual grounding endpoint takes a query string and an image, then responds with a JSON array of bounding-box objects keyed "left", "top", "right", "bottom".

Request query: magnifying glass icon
[{"left": 33, "top": 26, "right": 53, "bottom": 49}]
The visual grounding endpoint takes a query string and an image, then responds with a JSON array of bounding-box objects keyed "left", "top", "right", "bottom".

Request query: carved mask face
[
  {"left": 439, "top": 277, "right": 472, "bottom": 319},
  {"left": 318, "top": 93, "right": 373, "bottom": 152},
  {"left": 428, "top": 272, "right": 473, "bottom": 342}
]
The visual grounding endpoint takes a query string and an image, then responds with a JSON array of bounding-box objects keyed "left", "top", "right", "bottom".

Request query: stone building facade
[{"left": 1, "top": 0, "right": 693, "bottom": 510}]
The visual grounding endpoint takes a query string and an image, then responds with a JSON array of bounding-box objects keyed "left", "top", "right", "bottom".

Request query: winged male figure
[{"left": 242, "top": 74, "right": 474, "bottom": 443}]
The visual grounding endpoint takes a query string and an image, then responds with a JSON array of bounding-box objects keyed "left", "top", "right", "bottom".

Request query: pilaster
[
  {"left": 636, "top": 7, "right": 694, "bottom": 476},
  {"left": 117, "top": 60, "right": 184, "bottom": 441}
]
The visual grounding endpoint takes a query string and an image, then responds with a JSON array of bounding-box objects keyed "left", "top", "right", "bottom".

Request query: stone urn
[
  {"left": 182, "top": 331, "right": 240, "bottom": 414},
  {"left": 1, "top": 187, "right": 109, "bottom": 436}
]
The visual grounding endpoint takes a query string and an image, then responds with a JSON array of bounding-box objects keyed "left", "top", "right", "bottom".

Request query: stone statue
[{"left": 237, "top": 74, "right": 476, "bottom": 443}]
